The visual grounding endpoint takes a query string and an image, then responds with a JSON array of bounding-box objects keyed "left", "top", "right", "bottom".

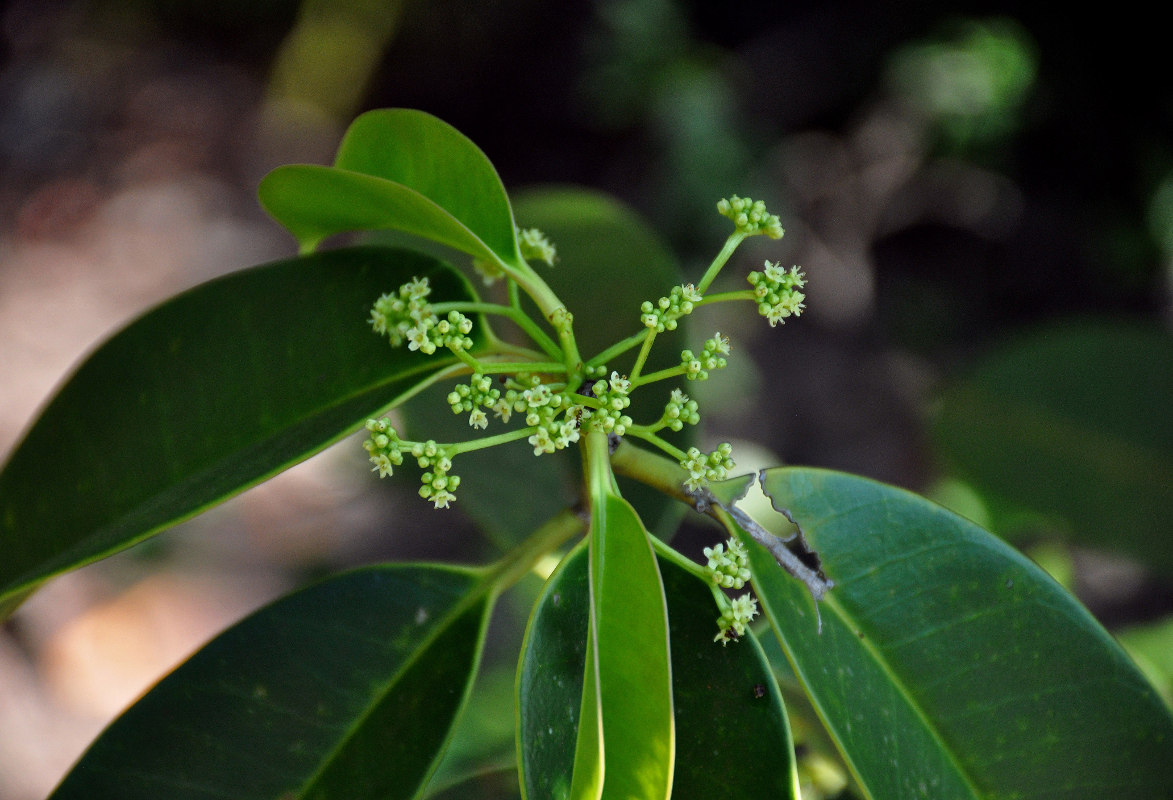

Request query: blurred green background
[{"left": 1, "top": 2, "right": 1170, "bottom": 797}]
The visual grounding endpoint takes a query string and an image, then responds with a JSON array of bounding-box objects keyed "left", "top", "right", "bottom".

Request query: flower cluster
[
  {"left": 661, "top": 389, "right": 700, "bottom": 432},
  {"left": 517, "top": 227, "right": 557, "bottom": 266},
  {"left": 516, "top": 378, "right": 581, "bottom": 455},
  {"left": 704, "top": 536, "right": 751, "bottom": 589},
  {"left": 584, "top": 371, "right": 634, "bottom": 436},
  {"left": 361, "top": 192, "right": 810, "bottom": 512},
  {"left": 680, "top": 442, "right": 735, "bottom": 492},
  {"left": 362, "top": 419, "right": 461, "bottom": 509},
  {"left": 369, "top": 277, "right": 431, "bottom": 347},
  {"left": 640, "top": 284, "right": 702, "bottom": 332},
  {"left": 747, "top": 261, "right": 806, "bottom": 327},
  {"left": 717, "top": 195, "right": 784, "bottom": 239},
  {"left": 414, "top": 440, "right": 461, "bottom": 509},
  {"left": 681, "top": 332, "right": 730, "bottom": 381},
  {"left": 369, "top": 277, "right": 474, "bottom": 353},
  {"left": 447, "top": 373, "right": 502, "bottom": 430},
  {"left": 362, "top": 417, "right": 405, "bottom": 478},
  {"left": 714, "top": 593, "right": 759, "bottom": 645}
]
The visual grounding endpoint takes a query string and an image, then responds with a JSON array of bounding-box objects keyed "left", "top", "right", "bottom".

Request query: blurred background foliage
[{"left": 1, "top": 1, "right": 1171, "bottom": 798}]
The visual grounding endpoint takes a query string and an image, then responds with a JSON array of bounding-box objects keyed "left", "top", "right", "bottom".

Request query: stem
[
  {"left": 484, "top": 508, "right": 585, "bottom": 593},
  {"left": 582, "top": 430, "right": 618, "bottom": 502},
  {"left": 474, "top": 360, "right": 568, "bottom": 376},
  {"left": 648, "top": 535, "right": 709, "bottom": 582},
  {"left": 697, "top": 289, "right": 755, "bottom": 306},
  {"left": 587, "top": 328, "right": 653, "bottom": 369},
  {"left": 449, "top": 426, "right": 536, "bottom": 455},
  {"left": 631, "top": 364, "right": 687, "bottom": 388},
  {"left": 480, "top": 334, "right": 551, "bottom": 363},
  {"left": 623, "top": 430, "right": 687, "bottom": 463},
  {"left": 697, "top": 232, "right": 747, "bottom": 294},
  {"left": 435, "top": 300, "right": 563, "bottom": 362},
  {"left": 451, "top": 348, "right": 482, "bottom": 371},
  {"left": 499, "top": 258, "right": 583, "bottom": 374},
  {"left": 628, "top": 330, "right": 658, "bottom": 382},
  {"left": 610, "top": 442, "right": 834, "bottom": 606}
]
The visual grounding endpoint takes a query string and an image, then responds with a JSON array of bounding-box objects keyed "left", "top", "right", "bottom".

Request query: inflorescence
[
  {"left": 361, "top": 197, "right": 803, "bottom": 641},
  {"left": 362, "top": 198, "right": 805, "bottom": 531},
  {"left": 703, "top": 535, "right": 760, "bottom": 644}
]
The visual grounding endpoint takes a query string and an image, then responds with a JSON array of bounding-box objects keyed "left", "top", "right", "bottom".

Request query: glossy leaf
[
  {"left": 518, "top": 542, "right": 798, "bottom": 799},
  {"left": 932, "top": 319, "right": 1173, "bottom": 571},
  {"left": 0, "top": 246, "right": 479, "bottom": 614},
  {"left": 260, "top": 109, "right": 522, "bottom": 267},
  {"left": 50, "top": 564, "right": 494, "bottom": 799},
  {"left": 588, "top": 493, "right": 674, "bottom": 799},
  {"left": 749, "top": 466, "right": 1173, "bottom": 799}
]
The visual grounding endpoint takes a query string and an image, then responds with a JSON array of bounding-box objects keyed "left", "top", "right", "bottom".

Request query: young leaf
[
  {"left": 0, "top": 246, "right": 480, "bottom": 615},
  {"left": 518, "top": 543, "right": 798, "bottom": 799},
  {"left": 49, "top": 564, "right": 494, "bottom": 800},
  {"left": 586, "top": 493, "right": 674, "bottom": 800},
  {"left": 259, "top": 109, "right": 523, "bottom": 268},
  {"left": 749, "top": 466, "right": 1173, "bottom": 799}
]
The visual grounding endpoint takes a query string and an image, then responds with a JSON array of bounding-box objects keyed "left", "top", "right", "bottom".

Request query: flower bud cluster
[
  {"left": 405, "top": 309, "right": 475, "bottom": 355},
  {"left": 681, "top": 332, "right": 730, "bottom": 381},
  {"left": 519, "top": 379, "right": 581, "bottom": 455},
  {"left": 717, "top": 195, "right": 784, "bottom": 239},
  {"left": 584, "top": 371, "right": 634, "bottom": 436},
  {"left": 640, "top": 284, "right": 703, "bottom": 332},
  {"left": 369, "top": 277, "right": 475, "bottom": 353},
  {"left": 362, "top": 419, "right": 461, "bottom": 509},
  {"left": 747, "top": 261, "right": 806, "bottom": 327},
  {"left": 680, "top": 443, "right": 735, "bottom": 493},
  {"left": 704, "top": 536, "right": 751, "bottom": 589},
  {"left": 661, "top": 389, "right": 700, "bottom": 432},
  {"left": 362, "top": 417, "right": 406, "bottom": 478},
  {"left": 518, "top": 227, "right": 557, "bottom": 266},
  {"left": 411, "top": 440, "right": 460, "bottom": 509},
  {"left": 714, "top": 593, "right": 759, "bottom": 646},
  {"left": 447, "top": 373, "right": 502, "bottom": 430},
  {"left": 369, "top": 277, "right": 432, "bottom": 347}
]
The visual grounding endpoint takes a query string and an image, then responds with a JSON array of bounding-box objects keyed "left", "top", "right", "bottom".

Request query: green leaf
[
  {"left": 750, "top": 466, "right": 1173, "bottom": 800},
  {"left": 663, "top": 554, "right": 799, "bottom": 798},
  {"left": 49, "top": 563, "right": 494, "bottom": 800},
  {"left": 932, "top": 319, "right": 1173, "bottom": 571},
  {"left": 0, "top": 246, "right": 479, "bottom": 614},
  {"left": 260, "top": 109, "right": 522, "bottom": 267},
  {"left": 518, "top": 542, "right": 798, "bottom": 799},
  {"left": 586, "top": 493, "right": 673, "bottom": 800},
  {"left": 516, "top": 540, "right": 595, "bottom": 800}
]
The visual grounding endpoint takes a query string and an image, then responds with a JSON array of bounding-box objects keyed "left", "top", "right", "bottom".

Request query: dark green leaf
[
  {"left": 932, "top": 319, "right": 1173, "bottom": 570},
  {"left": 751, "top": 466, "right": 1173, "bottom": 799},
  {"left": 516, "top": 540, "right": 594, "bottom": 800},
  {"left": 518, "top": 542, "right": 798, "bottom": 799},
  {"left": 0, "top": 246, "right": 479, "bottom": 613},
  {"left": 50, "top": 564, "right": 494, "bottom": 800},
  {"left": 260, "top": 109, "right": 522, "bottom": 267}
]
